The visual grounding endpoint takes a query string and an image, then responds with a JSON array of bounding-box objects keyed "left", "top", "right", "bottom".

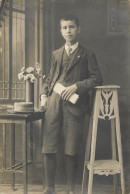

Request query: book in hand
[{"left": 53, "top": 83, "right": 79, "bottom": 104}]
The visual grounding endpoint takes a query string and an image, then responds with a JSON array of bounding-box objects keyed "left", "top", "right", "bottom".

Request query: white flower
[
  {"left": 18, "top": 72, "right": 24, "bottom": 80},
  {"left": 21, "top": 67, "right": 25, "bottom": 72},
  {"left": 24, "top": 74, "right": 32, "bottom": 80},
  {"left": 23, "top": 76, "right": 27, "bottom": 81},
  {"left": 26, "top": 67, "right": 35, "bottom": 73},
  {"left": 30, "top": 74, "right": 36, "bottom": 83}
]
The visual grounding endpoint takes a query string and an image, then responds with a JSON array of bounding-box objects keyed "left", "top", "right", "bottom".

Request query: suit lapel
[
  {"left": 67, "top": 44, "right": 84, "bottom": 71},
  {"left": 55, "top": 45, "right": 64, "bottom": 70}
]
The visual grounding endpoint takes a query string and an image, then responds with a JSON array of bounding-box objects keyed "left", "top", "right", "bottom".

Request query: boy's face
[{"left": 60, "top": 20, "right": 80, "bottom": 45}]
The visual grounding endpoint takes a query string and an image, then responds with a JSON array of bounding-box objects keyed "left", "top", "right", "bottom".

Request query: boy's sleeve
[
  {"left": 42, "top": 52, "right": 55, "bottom": 96},
  {"left": 76, "top": 52, "right": 103, "bottom": 94}
]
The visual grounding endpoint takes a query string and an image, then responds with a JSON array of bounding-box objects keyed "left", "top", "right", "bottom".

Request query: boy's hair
[{"left": 60, "top": 15, "right": 79, "bottom": 27}]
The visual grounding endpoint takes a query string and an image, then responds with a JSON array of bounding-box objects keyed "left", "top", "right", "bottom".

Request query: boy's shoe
[
  {"left": 43, "top": 186, "right": 55, "bottom": 194},
  {"left": 66, "top": 186, "right": 75, "bottom": 194},
  {"left": 67, "top": 191, "right": 74, "bottom": 194}
]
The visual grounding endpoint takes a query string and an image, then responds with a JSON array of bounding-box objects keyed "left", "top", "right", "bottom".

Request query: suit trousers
[{"left": 42, "top": 91, "right": 85, "bottom": 156}]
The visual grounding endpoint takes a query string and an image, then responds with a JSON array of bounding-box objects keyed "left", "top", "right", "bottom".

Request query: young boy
[{"left": 41, "top": 15, "right": 103, "bottom": 194}]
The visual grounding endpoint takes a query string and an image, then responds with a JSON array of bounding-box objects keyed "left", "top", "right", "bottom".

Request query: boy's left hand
[{"left": 61, "top": 84, "right": 77, "bottom": 101}]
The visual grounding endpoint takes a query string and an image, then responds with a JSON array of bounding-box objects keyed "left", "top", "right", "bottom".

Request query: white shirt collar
[{"left": 65, "top": 42, "right": 79, "bottom": 55}]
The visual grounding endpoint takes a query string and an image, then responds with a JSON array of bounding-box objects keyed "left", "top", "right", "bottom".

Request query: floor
[{"left": 0, "top": 184, "right": 126, "bottom": 194}]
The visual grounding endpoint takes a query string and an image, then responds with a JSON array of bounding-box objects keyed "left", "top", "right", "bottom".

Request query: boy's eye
[
  {"left": 62, "top": 26, "right": 67, "bottom": 29},
  {"left": 69, "top": 25, "right": 75, "bottom": 28},
  {"left": 62, "top": 25, "right": 75, "bottom": 30}
]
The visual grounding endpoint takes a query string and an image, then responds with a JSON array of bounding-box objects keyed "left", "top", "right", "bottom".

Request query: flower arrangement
[{"left": 18, "top": 63, "right": 42, "bottom": 83}]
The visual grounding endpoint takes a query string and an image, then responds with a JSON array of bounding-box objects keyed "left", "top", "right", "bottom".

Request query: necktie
[{"left": 67, "top": 47, "right": 72, "bottom": 56}]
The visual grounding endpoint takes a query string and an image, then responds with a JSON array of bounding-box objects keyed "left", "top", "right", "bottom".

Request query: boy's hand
[{"left": 61, "top": 84, "right": 77, "bottom": 101}]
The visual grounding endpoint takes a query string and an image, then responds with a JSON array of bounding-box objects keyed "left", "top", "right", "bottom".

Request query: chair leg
[
  {"left": 81, "top": 117, "right": 93, "bottom": 194},
  {"left": 114, "top": 91, "right": 125, "bottom": 194},
  {"left": 87, "top": 90, "right": 100, "bottom": 194},
  {"left": 115, "top": 117, "right": 125, "bottom": 194},
  {"left": 88, "top": 116, "right": 98, "bottom": 194},
  {"left": 111, "top": 119, "right": 118, "bottom": 194}
]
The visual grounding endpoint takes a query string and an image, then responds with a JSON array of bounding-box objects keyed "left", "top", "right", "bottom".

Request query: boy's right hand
[
  {"left": 61, "top": 84, "right": 77, "bottom": 101},
  {"left": 40, "top": 95, "right": 48, "bottom": 109}
]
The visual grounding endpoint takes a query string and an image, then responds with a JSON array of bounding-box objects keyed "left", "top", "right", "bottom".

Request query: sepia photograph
[{"left": 0, "top": 0, "right": 130, "bottom": 194}]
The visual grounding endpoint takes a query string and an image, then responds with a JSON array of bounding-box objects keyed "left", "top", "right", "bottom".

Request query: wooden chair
[{"left": 81, "top": 85, "right": 125, "bottom": 194}]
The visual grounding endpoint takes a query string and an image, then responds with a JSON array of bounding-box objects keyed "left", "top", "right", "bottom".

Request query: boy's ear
[{"left": 77, "top": 26, "right": 81, "bottom": 33}]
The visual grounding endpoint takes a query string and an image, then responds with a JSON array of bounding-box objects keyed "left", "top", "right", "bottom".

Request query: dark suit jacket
[{"left": 42, "top": 43, "right": 103, "bottom": 116}]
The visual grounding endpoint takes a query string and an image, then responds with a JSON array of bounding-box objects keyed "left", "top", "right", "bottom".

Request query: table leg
[
  {"left": 41, "top": 118, "right": 45, "bottom": 190},
  {"left": 2, "top": 124, "right": 6, "bottom": 169},
  {"left": 22, "top": 121, "right": 27, "bottom": 194},
  {"left": 30, "top": 122, "right": 33, "bottom": 161},
  {"left": 11, "top": 124, "right": 15, "bottom": 190}
]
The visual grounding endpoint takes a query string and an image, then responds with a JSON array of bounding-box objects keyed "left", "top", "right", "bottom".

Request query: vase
[{"left": 25, "top": 80, "right": 34, "bottom": 103}]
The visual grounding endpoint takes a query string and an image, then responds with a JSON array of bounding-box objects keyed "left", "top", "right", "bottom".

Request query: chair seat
[{"left": 87, "top": 160, "right": 121, "bottom": 176}]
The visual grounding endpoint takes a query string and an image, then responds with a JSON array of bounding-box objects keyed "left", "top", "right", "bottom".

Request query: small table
[{"left": 0, "top": 110, "right": 45, "bottom": 194}]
